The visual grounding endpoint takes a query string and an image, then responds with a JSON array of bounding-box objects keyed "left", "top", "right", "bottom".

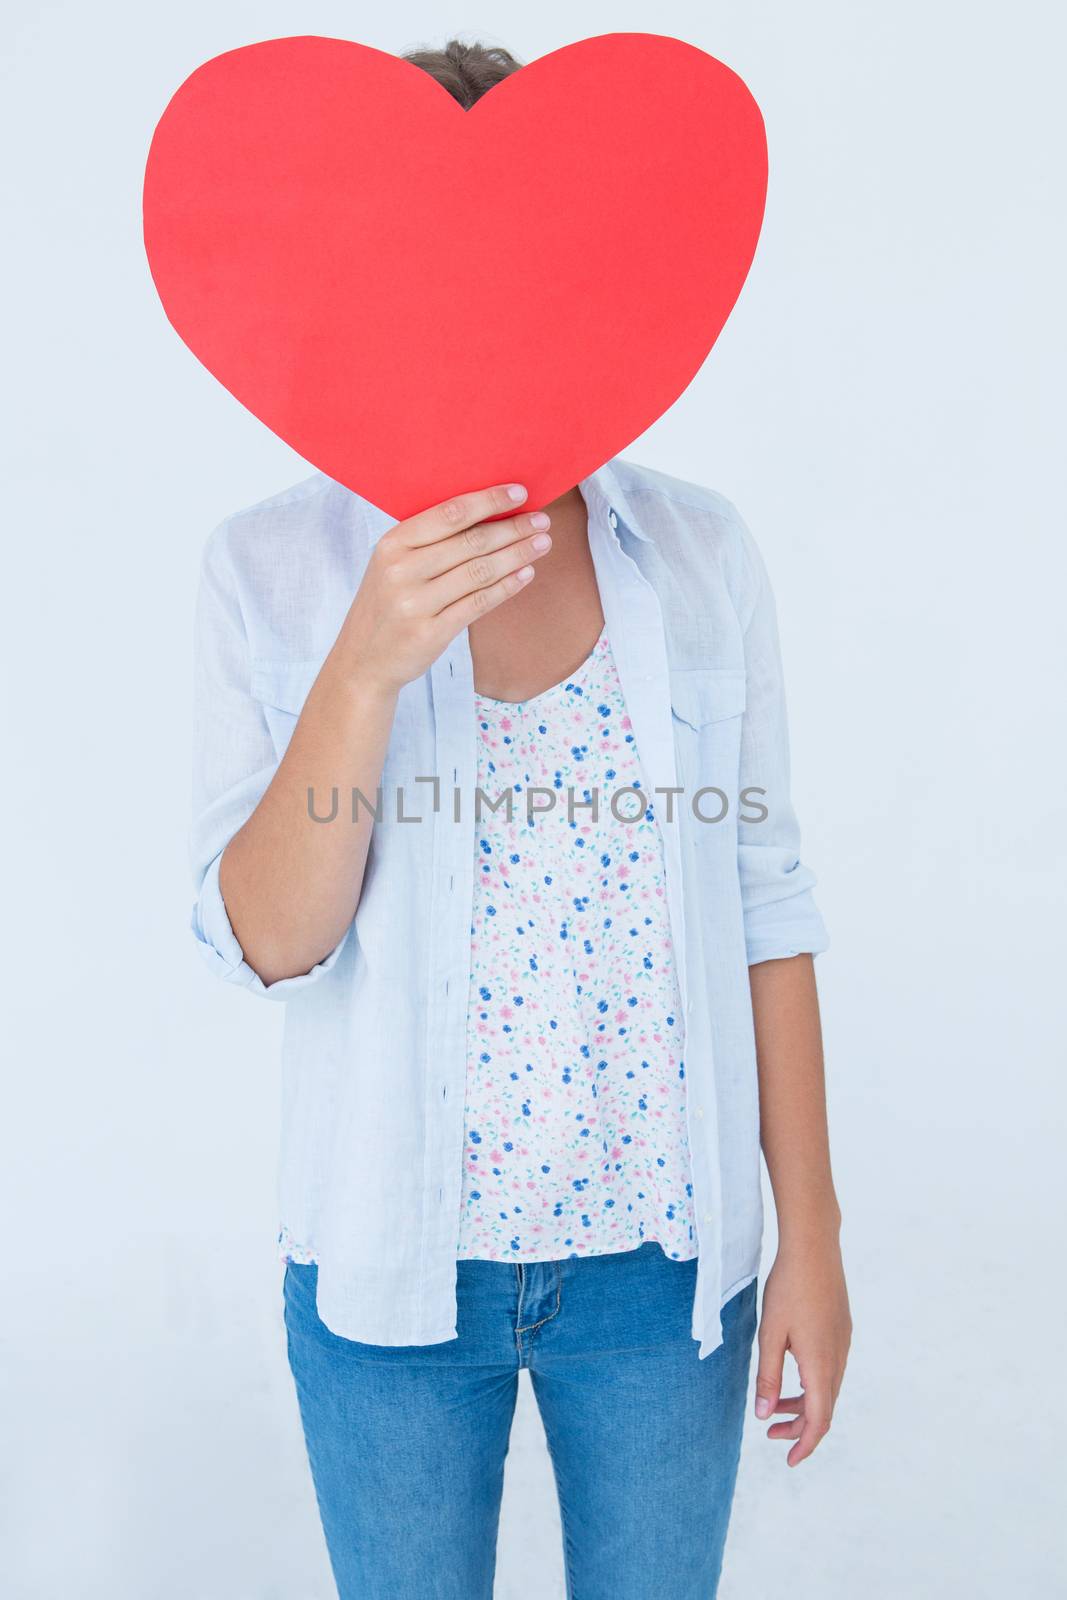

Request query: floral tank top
[{"left": 456, "top": 625, "right": 697, "bottom": 1264}]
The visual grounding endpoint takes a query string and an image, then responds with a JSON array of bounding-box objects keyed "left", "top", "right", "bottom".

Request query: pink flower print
[{"left": 459, "top": 627, "right": 694, "bottom": 1266}]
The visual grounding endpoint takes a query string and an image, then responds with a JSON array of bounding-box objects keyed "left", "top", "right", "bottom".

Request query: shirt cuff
[
  {"left": 191, "top": 849, "right": 353, "bottom": 1000},
  {"left": 743, "top": 887, "right": 830, "bottom": 966}
]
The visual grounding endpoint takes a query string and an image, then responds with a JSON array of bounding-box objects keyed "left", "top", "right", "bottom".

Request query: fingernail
[
  {"left": 531, "top": 533, "right": 552, "bottom": 551},
  {"left": 755, "top": 1397, "right": 773, "bottom": 1418},
  {"left": 507, "top": 484, "right": 527, "bottom": 502},
  {"left": 517, "top": 564, "right": 535, "bottom": 581},
  {"left": 529, "top": 511, "right": 551, "bottom": 530}
]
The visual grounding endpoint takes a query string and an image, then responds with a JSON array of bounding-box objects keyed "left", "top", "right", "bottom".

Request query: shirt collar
[{"left": 578, "top": 457, "right": 652, "bottom": 546}]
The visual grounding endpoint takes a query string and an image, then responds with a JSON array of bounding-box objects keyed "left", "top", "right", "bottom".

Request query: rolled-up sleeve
[
  {"left": 733, "top": 515, "right": 829, "bottom": 966},
  {"left": 189, "top": 522, "right": 352, "bottom": 1000}
]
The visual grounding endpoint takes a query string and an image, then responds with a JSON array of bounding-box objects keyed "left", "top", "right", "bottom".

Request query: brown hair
[{"left": 400, "top": 37, "right": 524, "bottom": 108}]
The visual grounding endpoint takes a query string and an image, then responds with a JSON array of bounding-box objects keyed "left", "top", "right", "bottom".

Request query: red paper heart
[{"left": 143, "top": 33, "right": 767, "bottom": 521}]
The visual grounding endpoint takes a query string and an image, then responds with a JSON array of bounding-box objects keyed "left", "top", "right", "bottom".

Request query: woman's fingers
[
  {"left": 765, "top": 1393, "right": 805, "bottom": 1437},
  {"left": 435, "top": 559, "right": 539, "bottom": 633},
  {"left": 383, "top": 477, "right": 554, "bottom": 615},
  {"left": 425, "top": 522, "right": 553, "bottom": 613},
  {"left": 414, "top": 507, "right": 552, "bottom": 583},
  {"left": 785, "top": 1371, "right": 834, "bottom": 1467},
  {"left": 760, "top": 1369, "right": 837, "bottom": 1462},
  {"left": 754, "top": 1327, "right": 786, "bottom": 1420},
  {"left": 400, "top": 482, "right": 530, "bottom": 548}
]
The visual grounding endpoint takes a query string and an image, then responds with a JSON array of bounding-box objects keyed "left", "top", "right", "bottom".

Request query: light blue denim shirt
[{"left": 190, "top": 455, "right": 829, "bottom": 1357}]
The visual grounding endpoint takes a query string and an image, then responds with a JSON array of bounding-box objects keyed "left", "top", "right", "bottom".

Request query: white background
[{"left": 4, "top": 2, "right": 1065, "bottom": 1595}]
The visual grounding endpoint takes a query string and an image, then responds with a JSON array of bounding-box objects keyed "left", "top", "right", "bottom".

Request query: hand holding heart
[{"left": 333, "top": 482, "right": 554, "bottom": 694}]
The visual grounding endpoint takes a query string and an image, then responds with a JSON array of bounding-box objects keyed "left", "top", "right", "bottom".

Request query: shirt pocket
[
  {"left": 669, "top": 668, "right": 747, "bottom": 818},
  {"left": 250, "top": 659, "right": 324, "bottom": 756},
  {"left": 668, "top": 667, "right": 747, "bottom": 730}
]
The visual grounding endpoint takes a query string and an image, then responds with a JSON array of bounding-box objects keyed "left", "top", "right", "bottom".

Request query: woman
[{"left": 189, "top": 38, "right": 851, "bottom": 1600}]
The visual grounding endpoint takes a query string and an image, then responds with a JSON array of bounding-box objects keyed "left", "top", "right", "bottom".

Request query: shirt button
[
  {"left": 703, "top": 1213, "right": 713, "bottom": 1223},
  {"left": 694, "top": 1106, "right": 705, "bottom": 1119}
]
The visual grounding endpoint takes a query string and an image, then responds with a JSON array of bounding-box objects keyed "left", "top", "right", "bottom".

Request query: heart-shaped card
[{"left": 143, "top": 33, "right": 767, "bottom": 519}]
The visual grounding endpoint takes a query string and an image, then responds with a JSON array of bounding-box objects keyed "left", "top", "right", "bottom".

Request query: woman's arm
[
  {"left": 215, "top": 483, "right": 553, "bottom": 987},
  {"left": 218, "top": 660, "right": 398, "bottom": 987},
  {"left": 750, "top": 953, "right": 851, "bottom": 1465},
  {"left": 722, "top": 502, "right": 848, "bottom": 1462}
]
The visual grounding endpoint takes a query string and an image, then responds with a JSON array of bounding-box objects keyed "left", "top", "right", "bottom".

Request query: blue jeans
[{"left": 283, "top": 1243, "right": 757, "bottom": 1599}]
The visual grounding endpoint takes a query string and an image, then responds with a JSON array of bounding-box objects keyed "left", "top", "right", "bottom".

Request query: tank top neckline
[{"left": 474, "top": 623, "right": 608, "bottom": 713}]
